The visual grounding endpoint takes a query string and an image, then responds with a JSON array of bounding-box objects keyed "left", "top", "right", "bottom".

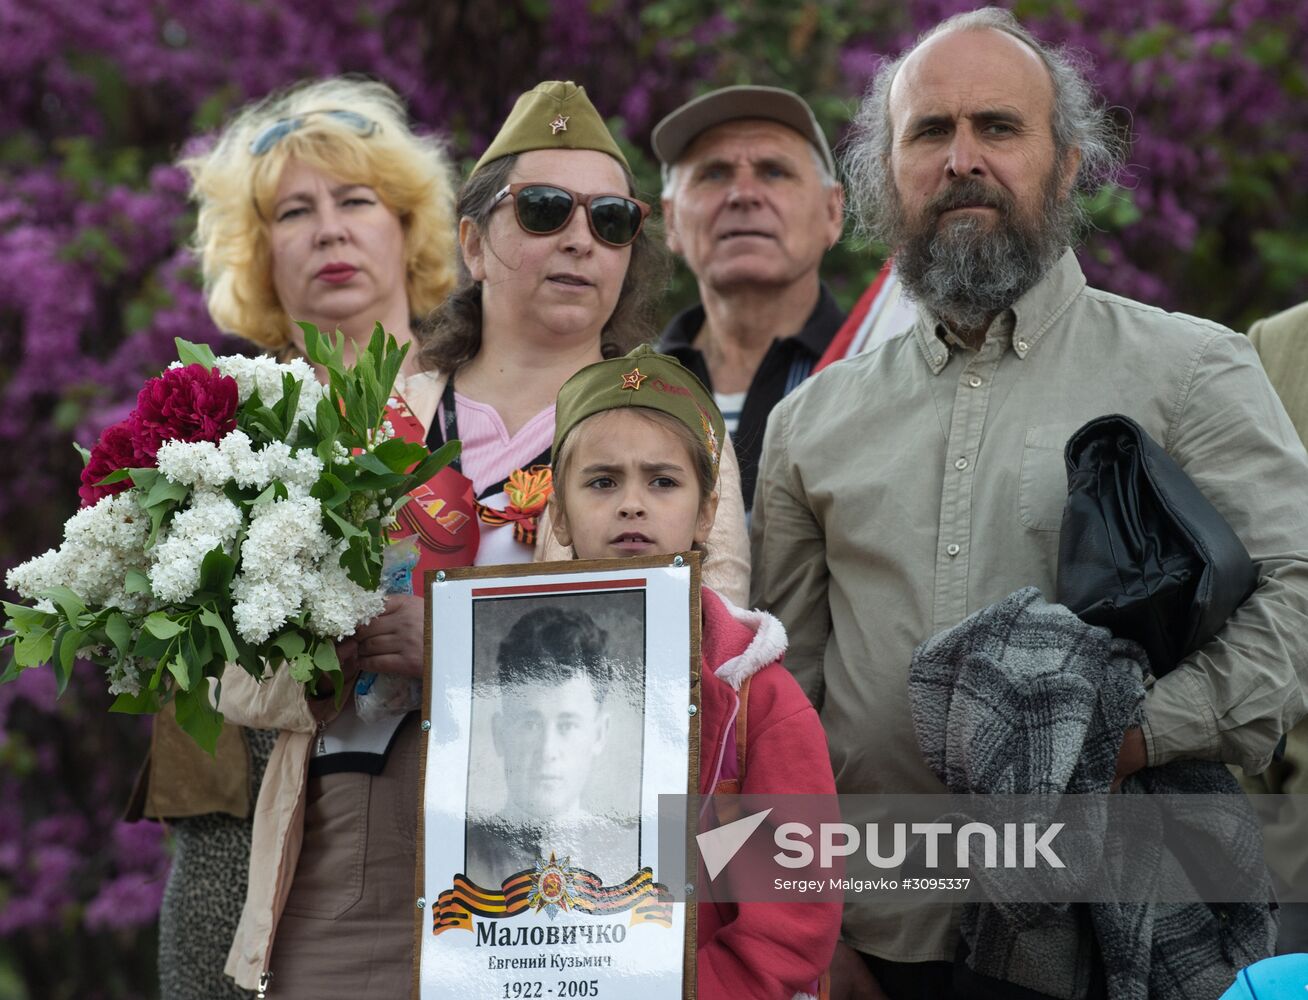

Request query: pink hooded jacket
[{"left": 696, "top": 587, "right": 840, "bottom": 1000}]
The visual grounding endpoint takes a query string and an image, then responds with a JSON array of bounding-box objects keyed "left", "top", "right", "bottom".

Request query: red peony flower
[
  {"left": 130, "top": 364, "right": 238, "bottom": 461},
  {"left": 79, "top": 419, "right": 143, "bottom": 507}
]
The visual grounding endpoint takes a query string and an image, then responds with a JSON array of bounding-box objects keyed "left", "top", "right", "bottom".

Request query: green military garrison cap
[
  {"left": 553, "top": 345, "right": 726, "bottom": 475},
  {"left": 473, "top": 81, "right": 630, "bottom": 174}
]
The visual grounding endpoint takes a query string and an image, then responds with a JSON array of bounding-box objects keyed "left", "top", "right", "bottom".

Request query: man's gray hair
[
  {"left": 661, "top": 139, "right": 839, "bottom": 200},
  {"left": 843, "top": 6, "right": 1127, "bottom": 244}
]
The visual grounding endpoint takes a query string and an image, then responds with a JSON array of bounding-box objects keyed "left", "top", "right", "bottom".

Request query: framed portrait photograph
[{"left": 416, "top": 555, "right": 700, "bottom": 1000}]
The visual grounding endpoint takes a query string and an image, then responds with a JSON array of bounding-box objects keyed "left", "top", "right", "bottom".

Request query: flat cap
[{"left": 651, "top": 85, "right": 835, "bottom": 176}]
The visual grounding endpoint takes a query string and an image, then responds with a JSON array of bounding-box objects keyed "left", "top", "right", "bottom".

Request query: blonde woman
[{"left": 138, "top": 75, "right": 457, "bottom": 1000}]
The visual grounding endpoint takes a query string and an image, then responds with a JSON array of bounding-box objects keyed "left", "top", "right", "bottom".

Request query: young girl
[{"left": 549, "top": 344, "right": 840, "bottom": 1000}]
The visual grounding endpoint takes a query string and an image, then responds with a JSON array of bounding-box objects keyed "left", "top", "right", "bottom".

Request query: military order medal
[{"left": 528, "top": 853, "right": 579, "bottom": 918}]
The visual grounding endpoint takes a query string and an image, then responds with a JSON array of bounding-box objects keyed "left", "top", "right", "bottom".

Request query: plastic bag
[{"left": 354, "top": 537, "right": 424, "bottom": 723}]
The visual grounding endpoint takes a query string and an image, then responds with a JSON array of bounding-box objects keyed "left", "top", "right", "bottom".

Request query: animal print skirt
[{"left": 158, "top": 727, "right": 276, "bottom": 1000}]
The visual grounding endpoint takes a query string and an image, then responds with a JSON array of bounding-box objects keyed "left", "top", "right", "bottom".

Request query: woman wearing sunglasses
[
  {"left": 413, "top": 80, "right": 749, "bottom": 587},
  {"left": 166, "top": 80, "right": 746, "bottom": 999},
  {"left": 135, "top": 76, "right": 458, "bottom": 999}
]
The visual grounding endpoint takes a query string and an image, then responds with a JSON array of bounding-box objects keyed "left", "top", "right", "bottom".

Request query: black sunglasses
[{"left": 490, "top": 183, "right": 651, "bottom": 248}]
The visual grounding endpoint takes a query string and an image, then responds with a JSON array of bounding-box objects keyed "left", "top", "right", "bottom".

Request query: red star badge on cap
[
  {"left": 549, "top": 115, "right": 569, "bottom": 134},
  {"left": 619, "top": 367, "right": 648, "bottom": 391}
]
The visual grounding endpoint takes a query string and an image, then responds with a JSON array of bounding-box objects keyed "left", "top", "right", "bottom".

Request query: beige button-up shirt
[{"left": 751, "top": 250, "right": 1308, "bottom": 962}]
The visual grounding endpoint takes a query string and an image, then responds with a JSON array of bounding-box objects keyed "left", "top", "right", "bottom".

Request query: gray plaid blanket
[{"left": 909, "top": 587, "right": 1275, "bottom": 1000}]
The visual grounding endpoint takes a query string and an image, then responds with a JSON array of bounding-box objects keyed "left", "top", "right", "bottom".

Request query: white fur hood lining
[{"left": 711, "top": 594, "right": 788, "bottom": 691}]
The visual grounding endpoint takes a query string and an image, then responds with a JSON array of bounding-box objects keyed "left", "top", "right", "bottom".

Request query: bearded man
[{"left": 750, "top": 8, "right": 1308, "bottom": 999}]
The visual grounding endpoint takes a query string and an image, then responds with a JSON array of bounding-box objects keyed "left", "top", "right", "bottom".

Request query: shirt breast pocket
[{"left": 1019, "top": 424, "right": 1077, "bottom": 532}]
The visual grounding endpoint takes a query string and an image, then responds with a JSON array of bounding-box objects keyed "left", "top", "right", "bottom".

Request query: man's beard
[{"left": 890, "top": 173, "right": 1074, "bottom": 339}]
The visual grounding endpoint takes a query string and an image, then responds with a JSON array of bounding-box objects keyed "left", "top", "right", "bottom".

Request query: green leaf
[
  {"left": 130, "top": 467, "right": 160, "bottom": 493},
  {"left": 246, "top": 483, "right": 281, "bottom": 511},
  {"left": 373, "top": 437, "right": 426, "bottom": 472},
  {"left": 59, "top": 225, "right": 128, "bottom": 280},
  {"left": 310, "top": 471, "right": 350, "bottom": 509},
  {"left": 405, "top": 440, "right": 462, "bottom": 490},
  {"left": 191, "top": 86, "right": 236, "bottom": 130},
  {"left": 272, "top": 630, "right": 306, "bottom": 660},
  {"left": 175, "top": 337, "right": 218, "bottom": 371},
  {"left": 184, "top": 625, "right": 212, "bottom": 681},
  {"left": 14, "top": 628, "right": 55, "bottom": 668},
  {"left": 310, "top": 640, "right": 343, "bottom": 700},
  {"left": 53, "top": 400, "right": 82, "bottom": 432},
  {"left": 361, "top": 367, "right": 383, "bottom": 429},
  {"left": 3, "top": 601, "right": 56, "bottom": 629},
  {"left": 105, "top": 612, "right": 132, "bottom": 655},
  {"left": 166, "top": 655, "right": 192, "bottom": 692},
  {"left": 52, "top": 625, "right": 77, "bottom": 695},
  {"left": 200, "top": 607, "right": 238, "bottom": 663},
  {"left": 144, "top": 474, "right": 190, "bottom": 510},
  {"left": 289, "top": 651, "right": 316, "bottom": 683},
  {"left": 148, "top": 654, "right": 166, "bottom": 689},
  {"left": 352, "top": 451, "right": 393, "bottom": 476},
  {"left": 312, "top": 639, "right": 340, "bottom": 675},
  {"left": 340, "top": 535, "right": 379, "bottom": 590},
  {"left": 301, "top": 322, "right": 347, "bottom": 376},
  {"left": 234, "top": 641, "right": 264, "bottom": 678},
  {"left": 238, "top": 399, "right": 284, "bottom": 444},
  {"left": 373, "top": 323, "right": 408, "bottom": 401},
  {"left": 276, "top": 372, "right": 303, "bottom": 438},
  {"left": 57, "top": 626, "right": 88, "bottom": 679},
  {"left": 1122, "top": 23, "right": 1174, "bottom": 62},
  {"left": 198, "top": 548, "right": 236, "bottom": 594},
  {"left": 323, "top": 507, "right": 366, "bottom": 540},
  {"left": 132, "top": 631, "right": 169, "bottom": 664},
  {"left": 94, "top": 467, "right": 135, "bottom": 487},
  {"left": 124, "top": 568, "right": 152, "bottom": 594},
  {"left": 174, "top": 685, "right": 224, "bottom": 754},
  {"left": 110, "top": 688, "right": 163, "bottom": 714},
  {"left": 124, "top": 297, "right": 156, "bottom": 333},
  {"left": 73, "top": 441, "right": 91, "bottom": 467},
  {"left": 315, "top": 395, "right": 341, "bottom": 439},
  {"left": 40, "top": 585, "right": 87, "bottom": 625},
  {"left": 143, "top": 612, "right": 186, "bottom": 640},
  {"left": 348, "top": 472, "right": 406, "bottom": 493}
]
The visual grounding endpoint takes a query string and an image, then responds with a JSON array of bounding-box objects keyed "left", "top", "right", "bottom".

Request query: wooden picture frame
[{"left": 414, "top": 553, "right": 701, "bottom": 1000}]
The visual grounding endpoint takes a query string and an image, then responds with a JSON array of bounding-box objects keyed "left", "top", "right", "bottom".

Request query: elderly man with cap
[
  {"left": 751, "top": 8, "right": 1308, "bottom": 998},
  {"left": 652, "top": 85, "right": 845, "bottom": 514}
]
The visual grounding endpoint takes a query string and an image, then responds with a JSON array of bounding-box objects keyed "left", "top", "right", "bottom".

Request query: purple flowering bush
[
  {"left": 0, "top": 664, "right": 168, "bottom": 998},
  {"left": 2, "top": 1, "right": 1306, "bottom": 996}
]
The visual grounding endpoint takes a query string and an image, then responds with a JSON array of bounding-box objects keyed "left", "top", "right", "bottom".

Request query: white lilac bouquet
[{"left": 0, "top": 325, "right": 456, "bottom": 750}]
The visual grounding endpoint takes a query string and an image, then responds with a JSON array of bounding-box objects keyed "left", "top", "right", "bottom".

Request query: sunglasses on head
[
  {"left": 249, "top": 109, "right": 378, "bottom": 156},
  {"left": 490, "top": 183, "right": 651, "bottom": 248}
]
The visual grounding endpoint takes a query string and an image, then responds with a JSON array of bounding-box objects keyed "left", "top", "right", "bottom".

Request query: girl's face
[
  {"left": 551, "top": 410, "right": 717, "bottom": 560},
  {"left": 461, "top": 149, "right": 633, "bottom": 345}
]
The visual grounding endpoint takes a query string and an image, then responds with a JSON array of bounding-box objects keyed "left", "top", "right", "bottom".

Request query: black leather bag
[{"left": 1055, "top": 414, "right": 1257, "bottom": 677}]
